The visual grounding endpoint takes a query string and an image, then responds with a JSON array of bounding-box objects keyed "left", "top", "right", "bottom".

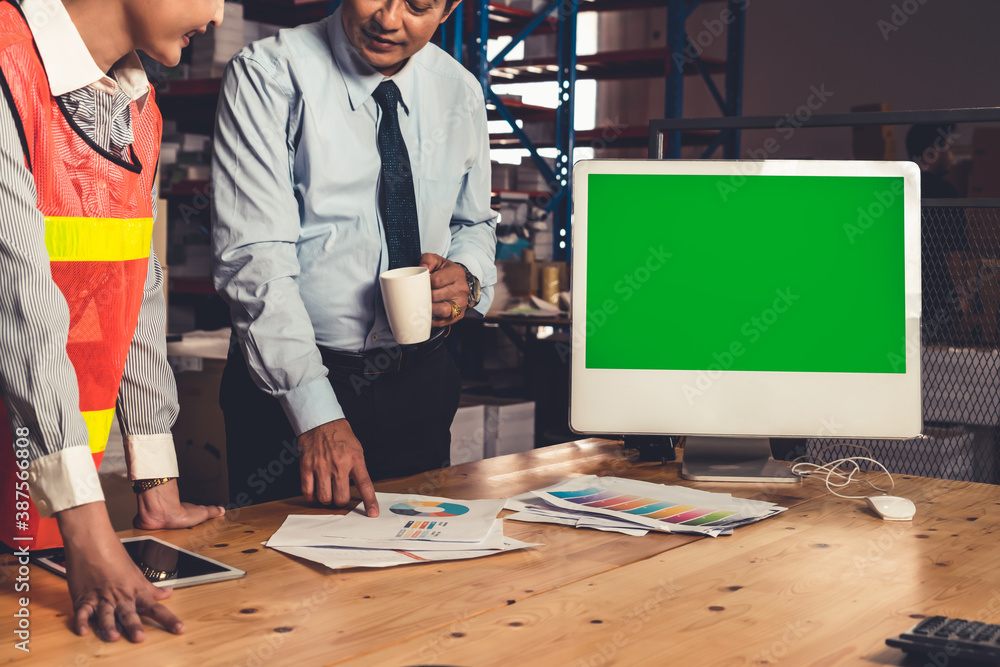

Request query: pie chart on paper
[{"left": 389, "top": 501, "right": 471, "bottom": 517}]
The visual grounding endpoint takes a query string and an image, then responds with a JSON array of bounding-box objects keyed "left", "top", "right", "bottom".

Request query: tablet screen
[{"left": 35, "top": 536, "right": 245, "bottom": 588}]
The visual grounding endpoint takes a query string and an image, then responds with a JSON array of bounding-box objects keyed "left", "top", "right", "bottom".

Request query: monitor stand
[{"left": 681, "top": 437, "right": 799, "bottom": 483}]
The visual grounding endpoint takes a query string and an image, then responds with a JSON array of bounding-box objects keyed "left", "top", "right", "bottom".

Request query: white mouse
[{"left": 865, "top": 495, "right": 916, "bottom": 521}]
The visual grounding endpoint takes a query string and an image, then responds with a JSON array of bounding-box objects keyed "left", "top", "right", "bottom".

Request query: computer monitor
[{"left": 569, "top": 159, "right": 922, "bottom": 482}]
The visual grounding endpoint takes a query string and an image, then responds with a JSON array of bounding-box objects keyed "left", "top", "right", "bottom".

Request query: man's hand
[
  {"left": 419, "top": 253, "right": 470, "bottom": 326},
  {"left": 57, "top": 502, "right": 182, "bottom": 642},
  {"left": 133, "top": 479, "right": 225, "bottom": 530},
  {"left": 298, "top": 419, "right": 379, "bottom": 517}
]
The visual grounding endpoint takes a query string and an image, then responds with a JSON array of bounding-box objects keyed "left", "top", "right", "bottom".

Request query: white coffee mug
[{"left": 379, "top": 266, "right": 432, "bottom": 345}]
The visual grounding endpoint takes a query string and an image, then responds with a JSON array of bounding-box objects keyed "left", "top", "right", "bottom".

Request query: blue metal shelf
[{"left": 467, "top": 0, "right": 747, "bottom": 261}]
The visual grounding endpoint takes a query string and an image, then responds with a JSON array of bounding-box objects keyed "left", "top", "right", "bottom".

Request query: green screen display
[{"left": 585, "top": 173, "right": 906, "bottom": 373}]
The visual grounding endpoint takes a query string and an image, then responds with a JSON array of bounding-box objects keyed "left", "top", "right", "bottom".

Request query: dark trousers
[{"left": 220, "top": 334, "right": 460, "bottom": 506}]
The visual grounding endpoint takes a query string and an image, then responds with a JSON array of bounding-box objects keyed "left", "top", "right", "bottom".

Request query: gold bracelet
[{"left": 131, "top": 477, "right": 175, "bottom": 494}]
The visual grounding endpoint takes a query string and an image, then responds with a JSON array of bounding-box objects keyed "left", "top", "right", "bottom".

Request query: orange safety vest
[{"left": 0, "top": 1, "right": 161, "bottom": 550}]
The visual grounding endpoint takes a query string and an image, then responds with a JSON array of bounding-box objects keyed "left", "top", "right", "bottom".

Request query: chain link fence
[{"left": 807, "top": 203, "right": 1000, "bottom": 484}]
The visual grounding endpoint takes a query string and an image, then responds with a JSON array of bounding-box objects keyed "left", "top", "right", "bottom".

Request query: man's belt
[{"left": 318, "top": 327, "right": 449, "bottom": 376}]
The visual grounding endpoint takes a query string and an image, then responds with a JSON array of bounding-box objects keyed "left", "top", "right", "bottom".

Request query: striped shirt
[
  {"left": 61, "top": 85, "right": 135, "bottom": 160},
  {"left": 1, "top": 0, "right": 179, "bottom": 516}
]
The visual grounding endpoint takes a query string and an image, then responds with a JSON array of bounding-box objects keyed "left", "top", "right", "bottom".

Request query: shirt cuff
[
  {"left": 123, "top": 433, "right": 180, "bottom": 480},
  {"left": 28, "top": 447, "right": 105, "bottom": 517},
  {"left": 278, "top": 377, "right": 346, "bottom": 436},
  {"left": 472, "top": 284, "right": 494, "bottom": 316}
]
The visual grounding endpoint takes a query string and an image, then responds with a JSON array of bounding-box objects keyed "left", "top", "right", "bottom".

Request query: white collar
[
  {"left": 329, "top": 7, "right": 418, "bottom": 114},
  {"left": 21, "top": 0, "right": 149, "bottom": 104}
]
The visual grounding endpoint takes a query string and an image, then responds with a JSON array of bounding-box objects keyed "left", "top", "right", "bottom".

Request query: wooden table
[{"left": 3, "top": 439, "right": 998, "bottom": 666}]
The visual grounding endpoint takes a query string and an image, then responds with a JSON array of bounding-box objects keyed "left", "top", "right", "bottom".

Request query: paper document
[
  {"left": 533, "top": 476, "right": 784, "bottom": 536},
  {"left": 264, "top": 492, "right": 540, "bottom": 570},
  {"left": 268, "top": 515, "right": 507, "bottom": 552},
  {"left": 505, "top": 477, "right": 785, "bottom": 538},
  {"left": 505, "top": 492, "right": 650, "bottom": 535},
  {"left": 268, "top": 536, "right": 540, "bottom": 570},
  {"left": 505, "top": 511, "right": 649, "bottom": 536},
  {"left": 320, "top": 492, "right": 505, "bottom": 545}
]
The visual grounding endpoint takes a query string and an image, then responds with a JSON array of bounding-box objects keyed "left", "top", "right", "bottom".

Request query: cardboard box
[
  {"left": 491, "top": 162, "right": 518, "bottom": 192},
  {"left": 168, "top": 333, "right": 231, "bottom": 506},
  {"left": 452, "top": 396, "right": 535, "bottom": 460},
  {"left": 529, "top": 261, "right": 568, "bottom": 299},
  {"left": 495, "top": 259, "right": 568, "bottom": 299},
  {"left": 450, "top": 402, "right": 486, "bottom": 465},
  {"left": 969, "top": 127, "right": 1000, "bottom": 198},
  {"left": 479, "top": 397, "right": 535, "bottom": 458}
]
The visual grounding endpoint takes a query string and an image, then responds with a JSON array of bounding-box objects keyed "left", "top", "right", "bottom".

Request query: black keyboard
[{"left": 886, "top": 616, "right": 1000, "bottom": 663}]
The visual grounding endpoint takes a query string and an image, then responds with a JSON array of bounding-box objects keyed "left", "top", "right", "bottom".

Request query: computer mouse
[{"left": 865, "top": 495, "right": 916, "bottom": 521}]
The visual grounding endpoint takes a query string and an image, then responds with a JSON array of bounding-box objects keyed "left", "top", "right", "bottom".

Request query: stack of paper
[
  {"left": 505, "top": 476, "right": 786, "bottom": 538},
  {"left": 266, "top": 492, "right": 540, "bottom": 569}
]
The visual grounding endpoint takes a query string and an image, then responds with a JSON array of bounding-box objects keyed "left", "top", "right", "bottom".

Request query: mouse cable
[{"left": 789, "top": 456, "right": 895, "bottom": 500}]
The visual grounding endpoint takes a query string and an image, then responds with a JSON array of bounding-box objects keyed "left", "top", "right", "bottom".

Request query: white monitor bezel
[{"left": 569, "top": 159, "right": 922, "bottom": 439}]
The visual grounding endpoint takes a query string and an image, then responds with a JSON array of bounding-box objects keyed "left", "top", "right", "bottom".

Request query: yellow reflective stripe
[
  {"left": 44, "top": 217, "right": 153, "bottom": 262},
  {"left": 82, "top": 409, "right": 115, "bottom": 454}
]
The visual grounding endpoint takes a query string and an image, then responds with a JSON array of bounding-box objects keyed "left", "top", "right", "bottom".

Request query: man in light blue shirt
[{"left": 212, "top": 0, "right": 496, "bottom": 515}]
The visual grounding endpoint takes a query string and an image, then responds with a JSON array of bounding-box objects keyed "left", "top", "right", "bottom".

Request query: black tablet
[{"left": 34, "top": 535, "right": 245, "bottom": 588}]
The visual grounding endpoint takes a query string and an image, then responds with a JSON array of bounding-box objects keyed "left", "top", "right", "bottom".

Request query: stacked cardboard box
[
  {"left": 168, "top": 332, "right": 231, "bottom": 507},
  {"left": 450, "top": 396, "right": 536, "bottom": 464}
]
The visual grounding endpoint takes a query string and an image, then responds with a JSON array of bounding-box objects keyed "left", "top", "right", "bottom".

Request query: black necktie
[{"left": 372, "top": 80, "right": 421, "bottom": 269}]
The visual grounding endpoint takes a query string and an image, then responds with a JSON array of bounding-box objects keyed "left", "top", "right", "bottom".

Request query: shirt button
[
  {"left": 98, "top": 179, "right": 107, "bottom": 189},
  {"left": 372, "top": 334, "right": 378, "bottom": 341}
]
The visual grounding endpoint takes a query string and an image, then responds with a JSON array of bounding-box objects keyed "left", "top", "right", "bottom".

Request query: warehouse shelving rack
[
  {"left": 160, "top": 0, "right": 748, "bottom": 264},
  {"left": 466, "top": 0, "right": 747, "bottom": 260}
]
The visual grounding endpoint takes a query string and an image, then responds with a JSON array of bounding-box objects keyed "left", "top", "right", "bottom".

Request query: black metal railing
[{"left": 649, "top": 109, "right": 1000, "bottom": 483}]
